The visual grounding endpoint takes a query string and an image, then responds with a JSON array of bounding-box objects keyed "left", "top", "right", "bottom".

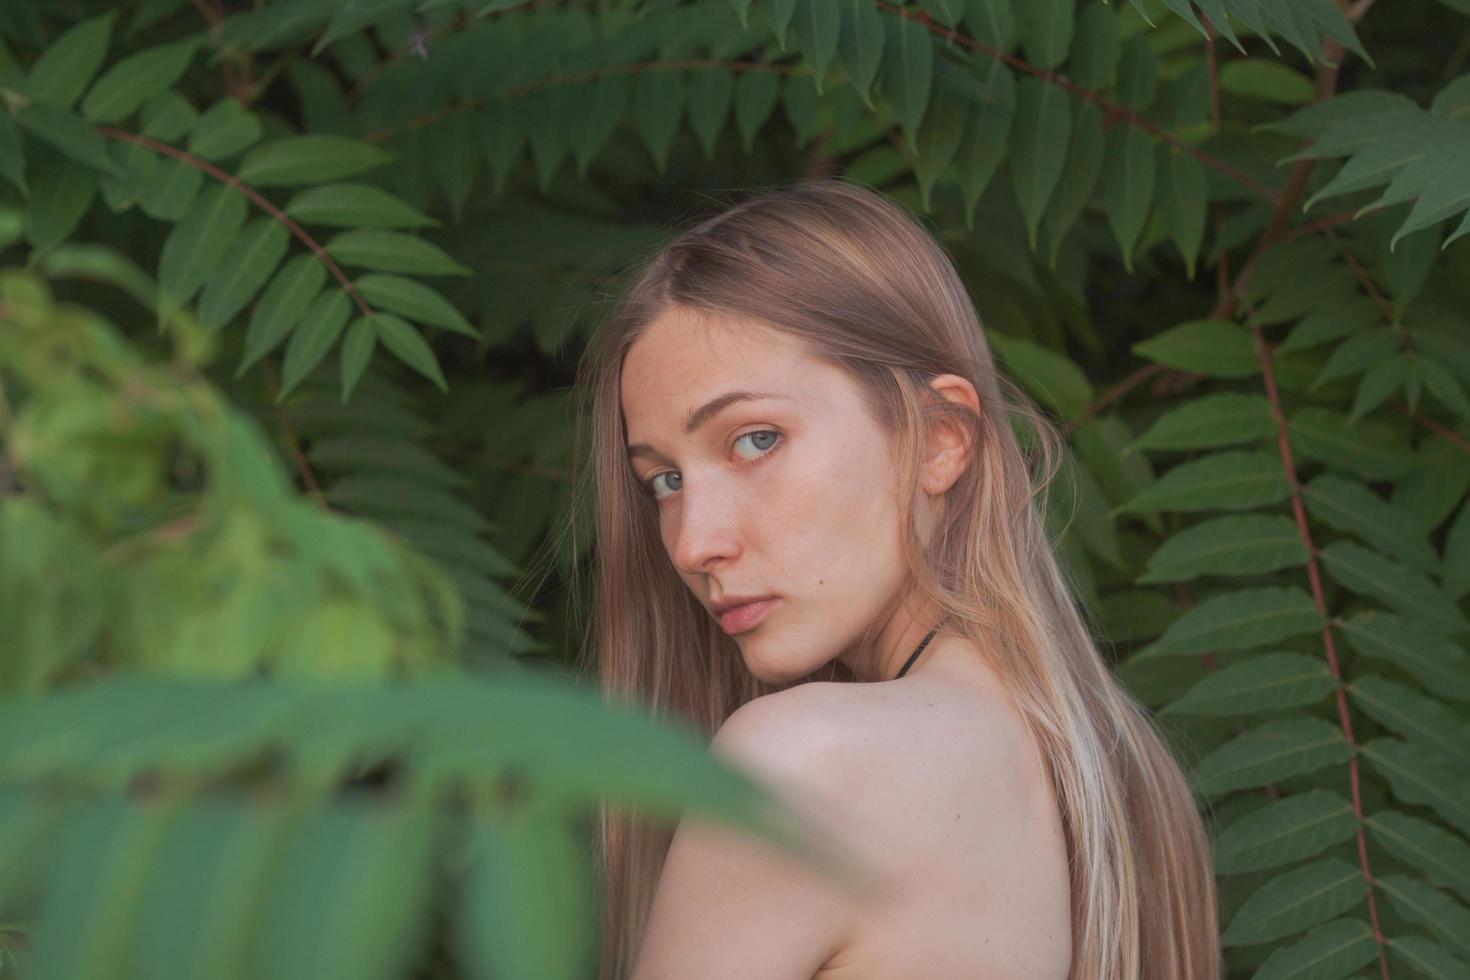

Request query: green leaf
[
  {"left": 1101, "top": 124, "right": 1156, "bottom": 270},
  {"left": 456, "top": 811, "right": 597, "bottom": 980},
  {"left": 279, "top": 290, "right": 353, "bottom": 400},
  {"left": 24, "top": 157, "right": 97, "bottom": 252},
  {"left": 1286, "top": 407, "right": 1414, "bottom": 481},
  {"left": 1160, "top": 146, "right": 1207, "bottom": 279},
  {"left": 25, "top": 11, "right": 116, "bottom": 109},
  {"left": 1338, "top": 610, "right": 1470, "bottom": 705},
  {"left": 1128, "top": 393, "right": 1274, "bottom": 452},
  {"left": 1117, "top": 451, "right": 1289, "bottom": 516},
  {"left": 1018, "top": 0, "right": 1072, "bottom": 71},
  {"left": 340, "top": 318, "right": 377, "bottom": 404},
  {"left": 1361, "top": 738, "right": 1470, "bottom": 838},
  {"left": 353, "top": 274, "right": 477, "bottom": 338},
  {"left": 1212, "top": 791, "right": 1357, "bottom": 876},
  {"left": 0, "top": 110, "right": 26, "bottom": 197},
  {"left": 284, "top": 183, "right": 436, "bottom": 228},
  {"left": 197, "top": 217, "right": 291, "bottom": 331},
  {"left": 1140, "top": 515, "right": 1306, "bottom": 584},
  {"left": 964, "top": 0, "right": 1015, "bottom": 48},
  {"left": 1367, "top": 810, "right": 1470, "bottom": 905},
  {"left": 373, "top": 313, "right": 448, "bottom": 392},
  {"left": 687, "top": 69, "right": 735, "bottom": 161},
  {"left": 189, "top": 98, "right": 264, "bottom": 161},
  {"left": 879, "top": 16, "right": 934, "bottom": 153},
  {"left": 988, "top": 333, "right": 1092, "bottom": 418},
  {"left": 1445, "top": 499, "right": 1470, "bottom": 600},
  {"left": 17, "top": 102, "right": 121, "bottom": 176},
  {"left": 913, "top": 90, "right": 968, "bottom": 210},
  {"left": 1301, "top": 474, "right": 1438, "bottom": 574},
  {"left": 1136, "top": 586, "right": 1324, "bottom": 659},
  {"left": 1132, "top": 319, "right": 1258, "bottom": 378},
  {"left": 1039, "top": 101, "right": 1105, "bottom": 266},
  {"left": 1068, "top": 2, "right": 1118, "bottom": 91},
  {"left": 1319, "top": 541, "right": 1468, "bottom": 634},
  {"left": 239, "top": 136, "right": 393, "bottom": 187},
  {"left": 632, "top": 69, "right": 684, "bottom": 174},
  {"left": 1390, "top": 934, "right": 1470, "bottom": 979},
  {"left": 1162, "top": 652, "right": 1335, "bottom": 717},
  {"left": 239, "top": 254, "right": 328, "bottom": 377},
  {"left": 733, "top": 69, "right": 781, "bottom": 155},
  {"left": 255, "top": 798, "right": 435, "bottom": 980},
  {"left": 1252, "top": 917, "right": 1378, "bottom": 980},
  {"left": 955, "top": 62, "right": 1015, "bottom": 228},
  {"left": 1219, "top": 58, "right": 1316, "bottom": 106},
  {"left": 1192, "top": 722, "right": 1354, "bottom": 798},
  {"left": 1347, "top": 674, "right": 1470, "bottom": 767},
  {"left": 158, "top": 183, "right": 249, "bottom": 308},
  {"left": 1010, "top": 76, "right": 1070, "bottom": 248},
  {"left": 326, "top": 230, "right": 470, "bottom": 277},
  {"left": 837, "top": 0, "right": 885, "bottom": 107},
  {"left": 791, "top": 0, "right": 840, "bottom": 94},
  {"left": 313, "top": 0, "right": 418, "bottom": 54},
  {"left": 1375, "top": 875, "right": 1470, "bottom": 961},
  {"left": 79, "top": 38, "right": 201, "bottom": 125},
  {"left": 1115, "top": 36, "right": 1158, "bottom": 111}
]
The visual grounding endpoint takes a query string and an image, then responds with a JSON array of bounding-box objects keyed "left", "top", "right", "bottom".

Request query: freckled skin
[{"left": 620, "top": 308, "right": 926, "bottom": 683}]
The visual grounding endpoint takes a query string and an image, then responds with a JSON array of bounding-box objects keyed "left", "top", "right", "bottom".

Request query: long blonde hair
[{"left": 567, "top": 176, "right": 1220, "bottom": 979}]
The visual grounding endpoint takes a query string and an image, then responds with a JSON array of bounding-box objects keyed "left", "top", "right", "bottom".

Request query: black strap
[{"left": 894, "top": 617, "right": 948, "bottom": 680}]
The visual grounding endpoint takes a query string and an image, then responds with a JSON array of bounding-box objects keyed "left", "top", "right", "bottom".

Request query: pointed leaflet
[
  {"left": 987, "top": 333, "right": 1092, "bottom": 418},
  {"left": 1212, "top": 791, "right": 1358, "bottom": 876},
  {"left": 189, "top": 98, "right": 263, "bottom": 161},
  {"left": 16, "top": 102, "right": 120, "bottom": 176},
  {"left": 1100, "top": 124, "right": 1156, "bottom": 271},
  {"left": 913, "top": 90, "right": 969, "bottom": 210},
  {"left": 25, "top": 157, "right": 97, "bottom": 253},
  {"left": 239, "top": 254, "right": 328, "bottom": 377},
  {"left": 278, "top": 290, "right": 353, "bottom": 401},
  {"left": 785, "top": 73, "right": 823, "bottom": 146},
  {"left": 1068, "top": 3, "right": 1119, "bottom": 91},
  {"left": 1191, "top": 720, "right": 1353, "bottom": 798},
  {"left": 1301, "top": 473, "right": 1438, "bottom": 573},
  {"left": 571, "top": 75, "right": 631, "bottom": 177},
  {"left": 1251, "top": 917, "right": 1378, "bottom": 979},
  {"left": 837, "top": 0, "right": 884, "bottom": 109},
  {"left": 1287, "top": 407, "right": 1414, "bottom": 481},
  {"left": 880, "top": 16, "right": 934, "bottom": 153},
  {"left": 1161, "top": 652, "right": 1335, "bottom": 717},
  {"left": 1160, "top": 145, "right": 1207, "bottom": 279},
  {"left": 340, "top": 318, "right": 377, "bottom": 404},
  {"left": 1362, "top": 738, "right": 1470, "bottom": 838},
  {"left": 1367, "top": 810, "right": 1470, "bottom": 904},
  {"left": 197, "top": 217, "right": 291, "bottom": 332},
  {"left": 354, "top": 273, "right": 477, "bottom": 338},
  {"left": 1136, "top": 586, "right": 1324, "bottom": 659},
  {"left": 1114, "top": 36, "right": 1159, "bottom": 112},
  {"left": 1039, "top": 101, "right": 1104, "bottom": 267},
  {"left": 1375, "top": 875, "right": 1470, "bottom": 961},
  {"left": 687, "top": 69, "right": 734, "bottom": 161},
  {"left": 1117, "top": 451, "right": 1289, "bottom": 517},
  {"left": 1132, "top": 318, "right": 1258, "bottom": 377},
  {"left": 0, "top": 110, "right": 24, "bottom": 197},
  {"left": 158, "top": 183, "right": 248, "bottom": 307},
  {"left": 1319, "top": 540, "right": 1468, "bottom": 634},
  {"left": 1139, "top": 514, "right": 1306, "bottom": 584},
  {"left": 1338, "top": 610, "right": 1470, "bottom": 705},
  {"left": 955, "top": 62, "right": 1014, "bottom": 229},
  {"left": 1127, "top": 392, "right": 1275, "bottom": 452},
  {"left": 1010, "top": 75, "right": 1071, "bottom": 248},
  {"left": 733, "top": 69, "right": 781, "bottom": 154},
  {"left": 764, "top": 0, "right": 797, "bottom": 50},
  {"left": 1390, "top": 935, "right": 1470, "bottom": 978},
  {"left": 792, "top": 0, "right": 839, "bottom": 93},
  {"left": 1018, "top": 0, "right": 1072, "bottom": 71},
  {"left": 1347, "top": 674, "right": 1470, "bottom": 767},
  {"left": 964, "top": 0, "right": 1015, "bottom": 48},
  {"left": 79, "top": 38, "right": 201, "bottom": 125},
  {"left": 25, "top": 11, "right": 115, "bottom": 109},
  {"left": 238, "top": 136, "right": 393, "bottom": 187},
  {"left": 284, "top": 183, "right": 436, "bottom": 229},
  {"left": 372, "top": 313, "right": 448, "bottom": 392},
  {"left": 326, "top": 231, "right": 471, "bottom": 277}
]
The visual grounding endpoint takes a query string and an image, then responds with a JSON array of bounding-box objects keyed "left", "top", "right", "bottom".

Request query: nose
[{"left": 668, "top": 479, "right": 742, "bottom": 576}]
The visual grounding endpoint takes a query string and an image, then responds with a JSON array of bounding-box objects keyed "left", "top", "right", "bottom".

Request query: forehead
[{"left": 619, "top": 308, "right": 819, "bottom": 424}]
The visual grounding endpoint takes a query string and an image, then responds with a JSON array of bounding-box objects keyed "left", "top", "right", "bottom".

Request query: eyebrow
[{"left": 626, "top": 389, "right": 790, "bottom": 462}]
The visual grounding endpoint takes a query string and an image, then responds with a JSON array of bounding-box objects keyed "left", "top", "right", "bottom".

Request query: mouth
[{"left": 716, "top": 597, "right": 780, "bottom": 636}]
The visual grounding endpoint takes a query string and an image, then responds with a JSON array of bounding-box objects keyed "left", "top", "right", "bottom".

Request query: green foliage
[{"left": 1, "top": 0, "right": 1470, "bottom": 977}]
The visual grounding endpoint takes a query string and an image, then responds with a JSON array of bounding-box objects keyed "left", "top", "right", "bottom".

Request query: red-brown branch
[
  {"left": 94, "top": 128, "right": 374, "bottom": 319},
  {"left": 1252, "top": 319, "right": 1391, "bottom": 980}
]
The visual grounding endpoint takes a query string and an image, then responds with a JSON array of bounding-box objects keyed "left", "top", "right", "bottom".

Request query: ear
[{"left": 920, "top": 373, "right": 980, "bottom": 496}]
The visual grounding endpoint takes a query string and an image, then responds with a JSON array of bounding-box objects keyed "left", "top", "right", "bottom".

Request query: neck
[{"left": 838, "top": 597, "right": 950, "bottom": 682}]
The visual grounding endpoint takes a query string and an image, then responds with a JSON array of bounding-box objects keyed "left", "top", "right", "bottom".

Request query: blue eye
[{"left": 644, "top": 430, "right": 781, "bottom": 502}]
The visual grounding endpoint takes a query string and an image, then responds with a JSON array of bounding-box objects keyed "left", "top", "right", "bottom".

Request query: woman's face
[{"left": 619, "top": 307, "right": 922, "bottom": 683}]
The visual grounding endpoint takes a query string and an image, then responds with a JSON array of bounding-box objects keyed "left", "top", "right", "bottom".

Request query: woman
[{"left": 569, "top": 177, "right": 1220, "bottom": 979}]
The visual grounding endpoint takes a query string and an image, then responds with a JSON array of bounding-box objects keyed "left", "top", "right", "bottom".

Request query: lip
[{"left": 714, "top": 597, "right": 780, "bottom": 635}]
